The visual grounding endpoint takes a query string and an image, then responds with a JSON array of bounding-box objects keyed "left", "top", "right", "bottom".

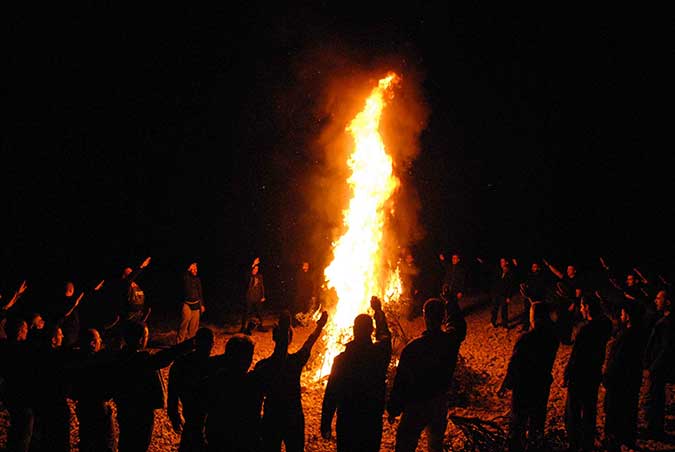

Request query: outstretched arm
[
  {"left": 301, "top": 310, "right": 328, "bottom": 354},
  {"left": 542, "top": 259, "right": 563, "bottom": 280},
  {"left": 2, "top": 280, "right": 27, "bottom": 311}
]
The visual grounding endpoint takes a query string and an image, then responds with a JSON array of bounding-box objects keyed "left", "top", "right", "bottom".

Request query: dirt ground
[{"left": 1, "top": 293, "right": 674, "bottom": 451}]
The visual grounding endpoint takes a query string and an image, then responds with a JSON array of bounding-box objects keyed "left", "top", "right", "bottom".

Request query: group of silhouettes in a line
[{"left": 1, "top": 252, "right": 673, "bottom": 452}]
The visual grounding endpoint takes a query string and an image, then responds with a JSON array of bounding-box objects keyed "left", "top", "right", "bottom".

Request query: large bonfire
[{"left": 316, "top": 72, "right": 404, "bottom": 379}]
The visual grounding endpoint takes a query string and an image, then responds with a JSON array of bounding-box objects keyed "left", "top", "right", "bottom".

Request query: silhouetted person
[
  {"left": 176, "top": 262, "right": 206, "bottom": 344},
  {"left": 255, "top": 309, "right": 328, "bottom": 452},
  {"left": 491, "top": 257, "right": 518, "bottom": 328},
  {"left": 439, "top": 252, "right": 467, "bottom": 303},
  {"left": 0, "top": 315, "right": 35, "bottom": 452},
  {"left": 602, "top": 302, "right": 644, "bottom": 452},
  {"left": 168, "top": 326, "right": 214, "bottom": 452},
  {"left": 543, "top": 260, "right": 584, "bottom": 344},
  {"left": 293, "top": 261, "right": 317, "bottom": 325},
  {"left": 498, "top": 301, "right": 559, "bottom": 452},
  {"left": 642, "top": 290, "right": 674, "bottom": 439},
  {"left": 29, "top": 324, "right": 72, "bottom": 452},
  {"left": 113, "top": 320, "right": 195, "bottom": 452},
  {"left": 71, "top": 328, "right": 116, "bottom": 452},
  {"left": 387, "top": 297, "right": 462, "bottom": 452},
  {"left": 241, "top": 257, "right": 265, "bottom": 334},
  {"left": 563, "top": 295, "right": 612, "bottom": 452},
  {"left": 518, "top": 261, "right": 552, "bottom": 331},
  {"left": 443, "top": 293, "right": 467, "bottom": 345},
  {"left": 321, "top": 297, "right": 391, "bottom": 452},
  {"left": 206, "top": 334, "right": 261, "bottom": 452}
]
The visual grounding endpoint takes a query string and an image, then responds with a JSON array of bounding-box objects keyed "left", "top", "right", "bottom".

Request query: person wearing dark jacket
[
  {"left": 642, "top": 290, "right": 673, "bottom": 439},
  {"left": 498, "top": 301, "right": 560, "bottom": 452},
  {"left": 255, "top": 309, "right": 327, "bottom": 452},
  {"left": 176, "top": 262, "right": 205, "bottom": 343},
  {"left": 71, "top": 328, "right": 116, "bottom": 452},
  {"left": 602, "top": 302, "right": 645, "bottom": 452},
  {"left": 113, "top": 320, "right": 195, "bottom": 452},
  {"left": 387, "top": 297, "right": 462, "bottom": 452},
  {"left": 241, "top": 258, "right": 266, "bottom": 334},
  {"left": 439, "top": 252, "right": 467, "bottom": 302},
  {"left": 491, "top": 258, "right": 518, "bottom": 328},
  {"left": 321, "top": 297, "right": 391, "bottom": 452},
  {"left": 206, "top": 334, "right": 261, "bottom": 452},
  {"left": 168, "top": 326, "right": 214, "bottom": 452},
  {"left": 563, "top": 295, "right": 612, "bottom": 452}
]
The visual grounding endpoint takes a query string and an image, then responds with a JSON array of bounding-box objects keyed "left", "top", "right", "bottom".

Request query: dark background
[{"left": 3, "top": 4, "right": 672, "bottom": 322}]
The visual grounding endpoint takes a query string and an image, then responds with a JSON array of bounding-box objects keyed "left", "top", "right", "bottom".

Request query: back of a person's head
[
  {"left": 225, "top": 334, "right": 254, "bottom": 372},
  {"left": 530, "top": 301, "right": 550, "bottom": 328},
  {"left": 353, "top": 314, "right": 374, "bottom": 341},
  {"left": 423, "top": 298, "right": 444, "bottom": 329},
  {"left": 195, "top": 327, "right": 214, "bottom": 352},
  {"left": 581, "top": 295, "right": 602, "bottom": 319},
  {"left": 122, "top": 320, "right": 146, "bottom": 349}
]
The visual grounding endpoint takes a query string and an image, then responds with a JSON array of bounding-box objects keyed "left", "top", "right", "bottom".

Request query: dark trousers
[
  {"left": 76, "top": 400, "right": 115, "bottom": 452},
  {"left": 491, "top": 295, "right": 509, "bottom": 326},
  {"left": 645, "top": 372, "right": 666, "bottom": 434},
  {"left": 603, "top": 382, "right": 640, "bottom": 450},
  {"left": 6, "top": 405, "right": 34, "bottom": 452},
  {"left": 507, "top": 385, "right": 550, "bottom": 452},
  {"left": 565, "top": 383, "right": 599, "bottom": 451},
  {"left": 241, "top": 299, "right": 263, "bottom": 331},
  {"left": 261, "top": 412, "right": 304, "bottom": 452},
  {"left": 117, "top": 406, "right": 155, "bottom": 452},
  {"left": 520, "top": 297, "right": 531, "bottom": 330}
]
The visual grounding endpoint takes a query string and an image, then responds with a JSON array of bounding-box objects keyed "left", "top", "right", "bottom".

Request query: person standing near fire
[
  {"left": 176, "top": 261, "right": 205, "bottom": 343},
  {"left": 292, "top": 261, "right": 317, "bottom": 327},
  {"left": 241, "top": 257, "right": 266, "bottom": 334}
]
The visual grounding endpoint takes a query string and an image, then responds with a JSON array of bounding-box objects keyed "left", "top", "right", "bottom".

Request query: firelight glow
[{"left": 317, "top": 72, "right": 403, "bottom": 379}]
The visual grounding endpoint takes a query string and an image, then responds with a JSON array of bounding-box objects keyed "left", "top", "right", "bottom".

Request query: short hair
[
  {"left": 581, "top": 295, "right": 602, "bottom": 318},
  {"left": 122, "top": 320, "right": 147, "bottom": 347},
  {"left": 225, "top": 334, "right": 254, "bottom": 371},
  {"left": 423, "top": 298, "right": 445, "bottom": 322},
  {"left": 530, "top": 301, "right": 549, "bottom": 321},
  {"left": 195, "top": 327, "right": 214, "bottom": 351},
  {"left": 353, "top": 314, "right": 374, "bottom": 340}
]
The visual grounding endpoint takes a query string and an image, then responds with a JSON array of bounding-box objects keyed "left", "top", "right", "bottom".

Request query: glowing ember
[{"left": 317, "top": 72, "right": 402, "bottom": 379}]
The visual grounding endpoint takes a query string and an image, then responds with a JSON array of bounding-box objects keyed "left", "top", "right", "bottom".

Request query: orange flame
[{"left": 317, "top": 72, "right": 402, "bottom": 378}]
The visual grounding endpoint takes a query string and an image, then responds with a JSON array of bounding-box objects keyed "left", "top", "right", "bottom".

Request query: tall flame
[{"left": 318, "top": 72, "right": 402, "bottom": 378}]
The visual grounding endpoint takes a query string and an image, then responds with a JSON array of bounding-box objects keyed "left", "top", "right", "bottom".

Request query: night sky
[{"left": 4, "top": 5, "right": 672, "bottom": 315}]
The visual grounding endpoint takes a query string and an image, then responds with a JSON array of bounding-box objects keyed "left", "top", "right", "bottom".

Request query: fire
[{"left": 317, "top": 72, "right": 403, "bottom": 378}]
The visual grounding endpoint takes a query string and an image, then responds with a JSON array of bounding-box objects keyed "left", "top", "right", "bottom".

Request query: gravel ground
[{"left": 2, "top": 293, "right": 673, "bottom": 451}]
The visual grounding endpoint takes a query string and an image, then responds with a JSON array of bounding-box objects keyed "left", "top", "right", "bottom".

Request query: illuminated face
[
  {"left": 65, "top": 282, "right": 75, "bottom": 297},
  {"left": 406, "top": 254, "right": 414, "bottom": 264},
  {"left": 89, "top": 330, "right": 102, "bottom": 353},
  {"left": 655, "top": 290, "right": 667, "bottom": 311},
  {"left": 500, "top": 258, "right": 509, "bottom": 271},
  {"left": 531, "top": 262, "right": 540, "bottom": 273},
  {"left": 302, "top": 262, "right": 309, "bottom": 272},
  {"left": 52, "top": 328, "right": 64, "bottom": 348},
  {"left": 252, "top": 265, "right": 259, "bottom": 275},
  {"left": 188, "top": 263, "right": 198, "bottom": 275},
  {"left": 18, "top": 321, "right": 28, "bottom": 342},
  {"left": 451, "top": 255, "right": 460, "bottom": 265},
  {"left": 123, "top": 267, "right": 133, "bottom": 278},
  {"left": 566, "top": 266, "right": 576, "bottom": 278},
  {"left": 626, "top": 275, "right": 635, "bottom": 286},
  {"left": 620, "top": 308, "right": 629, "bottom": 325}
]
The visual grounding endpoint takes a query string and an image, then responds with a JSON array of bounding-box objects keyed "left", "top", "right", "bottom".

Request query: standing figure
[
  {"left": 602, "top": 302, "right": 645, "bottom": 452},
  {"left": 543, "top": 259, "right": 584, "bottom": 344},
  {"left": 113, "top": 320, "right": 195, "bottom": 452},
  {"left": 254, "top": 309, "right": 327, "bottom": 452},
  {"left": 321, "top": 297, "right": 392, "bottom": 452},
  {"left": 241, "top": 257, "right": 266, "bottom": 334},
  {"left": 71, "top": 328, "right": 116, "bottom": 452},
  {"left": 168, "top": 327, "right": 214, "bottom": 452},
  {"left": 293, "top": 261, "right": 317, "bottom": 326},
  {"left": 563, "top": 295, "right": 612, "bottom": 452},
  {"left": 399, "top": 251, "right": 421, "bottom": 319},
  {"left": 387, "top": 297, "right": 462, "bottom": 452},
  {"left": 206, "top": 334, "right": 261, "bottom": 452},
  {"left": 498, "top": 301, "right": 560, "bottom": 451},
  {"left": 439, "top": 252, "right": 467, "bottom": 303},
  {"left": 642, "top": 290, "right": 674, "bottom": 439},
  {"left": 177, "top": 262, "right": 205, "bottom": 343},
  {"left": 490, "top": 257, "right": 518, "bottom": 328},
  {"left": 518, "top": 261, "right": 552, "bottom": 331}
]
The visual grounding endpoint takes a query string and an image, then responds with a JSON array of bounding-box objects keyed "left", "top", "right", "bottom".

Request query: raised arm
[
  {"left": 542, "top": 259, "right": 563, "bottom": 280},
  {"left": 2, "top": 280, "right": 28, "bottom": 311},
  {"left": 301, "top": 310, "right": 328, "bottom": 354}
]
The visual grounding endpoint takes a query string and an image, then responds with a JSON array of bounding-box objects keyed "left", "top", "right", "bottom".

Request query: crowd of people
[{"left": 0, "top": 251, "right": 673, "bottom": 452}]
